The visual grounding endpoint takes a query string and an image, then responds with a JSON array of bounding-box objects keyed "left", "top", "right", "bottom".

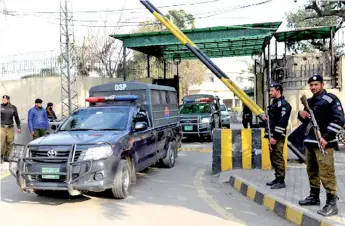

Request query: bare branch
[{"left": 305, "top": 1, "right": 345, "bottom": 18}]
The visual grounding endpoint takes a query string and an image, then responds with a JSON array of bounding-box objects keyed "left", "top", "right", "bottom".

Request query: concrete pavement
[
  {"left": 221, "top": 151, "right": 345, "bottom": 225},
  {"left": 0, "top": 151, "right": 292, "bottom": 226}
]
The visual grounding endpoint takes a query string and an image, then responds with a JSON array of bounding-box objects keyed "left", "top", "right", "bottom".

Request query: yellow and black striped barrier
[{"left": 212, "top": 128, "right": 288, "bottom": 174}]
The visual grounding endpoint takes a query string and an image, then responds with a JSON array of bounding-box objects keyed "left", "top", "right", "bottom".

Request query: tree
[{"left": 285, "top": 1, "right": 345, "bottom": 54}]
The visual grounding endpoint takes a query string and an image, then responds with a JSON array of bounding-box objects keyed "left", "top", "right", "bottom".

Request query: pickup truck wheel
[
  {"left": 162, "top": 141, "right": 176, "bottom": 168},
  {"left": 111, "top": 159, "right": 131, "bottom": 199}
]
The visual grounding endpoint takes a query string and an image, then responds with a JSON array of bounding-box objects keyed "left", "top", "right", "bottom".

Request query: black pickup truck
[
  {"left": 179, "top": 94, "right": 221, "bottom": 140},
  {"left": 10, "top": 82, "right": 182, "bottom": 199}
]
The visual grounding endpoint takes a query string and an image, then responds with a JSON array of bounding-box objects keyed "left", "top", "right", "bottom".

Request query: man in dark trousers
[
  {"left": 242, "top": 104, "right": 253, "bottom": 128},
  {"left": 28, "top": 98, "right": 49, "bottom": 139},
  {"left": 1, "top": 95, "right": 21, "bottom": 162},
  {"left": 264, "top": 83, "right": 292, "bottom": 189},
  {"left": 298, "top": 74, "right": 344, "bottom": 217}
]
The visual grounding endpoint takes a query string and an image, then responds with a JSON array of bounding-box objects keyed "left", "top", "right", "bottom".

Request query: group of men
[
  {"left": 0, "top": 96, "right": 57, "bottom": 162},
  {"left": 263, "top": 74, "right": 345, "bottom": 217}
]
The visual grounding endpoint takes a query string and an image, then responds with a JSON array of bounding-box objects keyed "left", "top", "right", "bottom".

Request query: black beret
[
  {"left": 2, "top": 95, "right": 10, "bottom": 100},
  {"left": 35, "top": 98, "right": 43, "bottom": 104},
  {"left": 270, "top": 83, "right": 283, "bottom": 89},
  {"left": 308, "top": 74, "right": 323, "bottom": 83}
]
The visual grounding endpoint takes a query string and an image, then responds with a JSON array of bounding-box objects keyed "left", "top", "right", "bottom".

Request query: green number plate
[
  {"left": 41, "top": 168, "right": 60, "bottom": 179},
  {"left": 184, "top": 126, "right": 193, "bottom": 131}
]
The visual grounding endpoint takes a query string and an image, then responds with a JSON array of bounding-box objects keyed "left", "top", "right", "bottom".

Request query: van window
[
  {"left": 169, "top": 91, "right": 177, "bottom": 104},
  {"left": 151, "top": 90, "right": 161, "bottom": 104},
  {"left": 160, "top": 91, "right": 167, "bottom": 104}
]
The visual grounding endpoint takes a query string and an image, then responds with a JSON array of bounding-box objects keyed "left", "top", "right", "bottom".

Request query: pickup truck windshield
[
  {"left": 59, "top": 107, "right": 129, "bottom": 131},
  {"left": 179, "top": 103, "right": 211, "bottom": 114}
]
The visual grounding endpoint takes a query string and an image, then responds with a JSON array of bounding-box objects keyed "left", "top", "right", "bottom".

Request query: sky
[{"left": 0, "top": 0, "right": 307, "bottom": 72}]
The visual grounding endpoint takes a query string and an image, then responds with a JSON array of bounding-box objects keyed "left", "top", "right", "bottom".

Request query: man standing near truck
[
  {"left": 1, "top": 95, "right": 21, "bottom": 162},
  {"left": 28, "top": 98, "right": 49, "bottom": 139}
]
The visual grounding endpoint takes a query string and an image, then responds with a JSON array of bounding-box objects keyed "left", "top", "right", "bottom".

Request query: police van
[
  {"left": 178, "top": 94, "right": 221, "bottom": 140},
  {"left": 10, "top": 82, "right": 181, "bottom": 199}
]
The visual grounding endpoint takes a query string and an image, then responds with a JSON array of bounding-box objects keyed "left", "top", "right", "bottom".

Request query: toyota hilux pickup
[
  {"left": 178, "top": 94, "right": 221, "bottom": 141},
  {"left": 10, "top": 82, "right": 181, "bottom": 199}
]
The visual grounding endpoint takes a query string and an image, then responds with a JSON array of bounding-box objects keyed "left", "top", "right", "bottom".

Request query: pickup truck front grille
[
  {"left": 29, "top": 146, "right": 82, "bottom": 163},
  {"left": 180, "top": 117, "right": 198, "bottom": 124}
]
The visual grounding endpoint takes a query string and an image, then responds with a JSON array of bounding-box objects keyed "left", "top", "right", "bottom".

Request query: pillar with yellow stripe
[{"left": 212, "top": 128, "right": 288, "bottom": 174}]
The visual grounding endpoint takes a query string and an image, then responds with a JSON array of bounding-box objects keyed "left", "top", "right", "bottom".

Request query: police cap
[
  {"left": 308, "top": 74, "right": 323, "bottom": 84},
  {"left": 270, "top": 83, "right": 283, "bottom": 92},
  {"left": 270, "top": 83, "right": 282, "bottom": 89},
  {"left": 2, "top": 95, "right": 10, "bottom": 100},
  {"left": 35, "top": 98, "right": 43, "bottom": 104}
]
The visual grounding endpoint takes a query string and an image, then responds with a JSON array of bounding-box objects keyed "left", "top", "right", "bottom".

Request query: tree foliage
[{"left": 285, "top": 0, "right": 345, "bottom": 54}]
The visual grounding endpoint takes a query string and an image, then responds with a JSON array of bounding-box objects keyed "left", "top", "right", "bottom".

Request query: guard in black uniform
[
  {"left": 264, "top": 83, "right": 292, "bottom": 189},
  {"left": 298, "top": 74, "right": 344, "bottom": 217},
  {"left": 1, "top": 95, "right": 21, "bottom": 162},
  {"left": 242, "top": 104, "right": 253, "bottom": 128}
]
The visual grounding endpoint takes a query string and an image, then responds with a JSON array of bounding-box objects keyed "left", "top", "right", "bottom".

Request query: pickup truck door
[{"left": 132, "top": 108, "right": 157, "bottom": 171}]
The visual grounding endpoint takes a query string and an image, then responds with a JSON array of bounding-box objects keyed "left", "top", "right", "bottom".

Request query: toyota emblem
[{"left": 47, "top": 150, "right": 57, "bottom": 157}]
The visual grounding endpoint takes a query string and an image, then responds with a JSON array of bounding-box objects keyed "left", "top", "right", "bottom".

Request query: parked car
[
  {"left": 10, "top": 82, "right": 181, "bottom": 199},
  {"left": 220, "top": 104, "right": 230, "bottom": 128}
]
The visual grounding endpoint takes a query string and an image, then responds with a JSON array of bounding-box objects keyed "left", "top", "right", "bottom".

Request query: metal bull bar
[
  {"left": 7, "top": 143, "right": 109, "bottom": 194},
  {"left": 139, "top": 0, "right": 266, "bottom": 121}
]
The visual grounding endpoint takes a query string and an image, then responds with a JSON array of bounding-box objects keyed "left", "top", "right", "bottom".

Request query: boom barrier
[{"left": 139, "top": 0, "right": 265, "bottom": 121}]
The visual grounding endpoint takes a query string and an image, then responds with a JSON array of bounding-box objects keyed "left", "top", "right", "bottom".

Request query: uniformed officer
[
  {"left": 0, "top": 95, "right": 21, "bottom": 162},
  {"left": 264, "top": 83, "right": 292, "bottom": 189},
  {"left": 298, "top": 74, "right": 344, "bottom": 217}
]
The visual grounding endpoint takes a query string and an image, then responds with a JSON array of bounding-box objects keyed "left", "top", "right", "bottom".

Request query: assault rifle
[{"left": 300, "top": 95, "right": 326, "bottom": 156}]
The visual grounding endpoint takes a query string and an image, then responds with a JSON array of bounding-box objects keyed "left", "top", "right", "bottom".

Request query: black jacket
[
  {"left": 1, "top": 103, "right": 21, "bottom": 129},
  {"left": 264, "top": 96, "right": 292, "bottom": 140},
  {"left": 298, "top": 90, "right": 345, "bottom": 148}
]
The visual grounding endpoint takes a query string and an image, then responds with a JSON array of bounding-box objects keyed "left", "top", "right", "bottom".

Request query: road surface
[{"left": 0, "top": 143, "right": 291, "bottom": 226}]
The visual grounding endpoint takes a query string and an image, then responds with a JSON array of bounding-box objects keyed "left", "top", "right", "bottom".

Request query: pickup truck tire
[
  {"left": 110, "top": 159, "right": 131, "bottom": 199},
  {"left": 161, "top": 141, "right": 176, "bottom": 168}
]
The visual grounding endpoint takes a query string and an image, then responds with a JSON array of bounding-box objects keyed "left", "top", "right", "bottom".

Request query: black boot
[
  {"left": 317, "top": 193, "right": 338, "bottom": 216},
  {"left": 271, "top": 178, "right": 286, "bottom": 189},
  {"left": 266, "top": 178, "right": 277, "bottom": 186},
  {"left": 299, "top": 188, "right": 320, "bottom": 206}
]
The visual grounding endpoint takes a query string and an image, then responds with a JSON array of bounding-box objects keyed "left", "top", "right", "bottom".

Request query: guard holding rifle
[
  {"left": 298, "top": 74, "right": 344, "bottom": 217},
  {"left": 263, "top": 83, "right": 291, "bottom": 189}
]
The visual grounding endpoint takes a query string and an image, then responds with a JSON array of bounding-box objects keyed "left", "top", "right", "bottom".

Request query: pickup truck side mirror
[{"left": 134, "top": 121, "right": 148, "bottom": 132}]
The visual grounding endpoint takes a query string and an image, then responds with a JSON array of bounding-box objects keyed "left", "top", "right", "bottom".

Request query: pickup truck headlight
[
  {"left": 200, "top": 117, "right": 211, "bottom": 123},
  {"left": 83, "top": 143, "right": 113, "bottom": 161}
]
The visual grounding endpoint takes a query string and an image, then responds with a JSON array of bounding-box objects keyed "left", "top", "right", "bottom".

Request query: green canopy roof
[
  {"left": 112, "top": 22, "right": 282, "bottom": 60},
  {"left": 273, "top": 26, "right": 336, "bottom": 42}
]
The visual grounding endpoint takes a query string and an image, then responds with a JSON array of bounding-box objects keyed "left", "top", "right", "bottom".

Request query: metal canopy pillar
[
  {"left": 267, "top": 38, "right": 272, "bottom": 109},
  {"left": 123, "top": 47, "right": 127, "bottom": 81},
  {"left": 163, "top": 61, "right": 167, "bottom": 79},
  {"left": 330, "top": 29, "right": 334, "bottom": 76},
  {"left": 147, "top": 55, "right": 150, "bottom": 78}
]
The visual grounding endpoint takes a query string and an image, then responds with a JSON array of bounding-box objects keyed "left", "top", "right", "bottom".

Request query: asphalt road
[{"left": 0, "top": 149, "right": 291, "bottom": 226}]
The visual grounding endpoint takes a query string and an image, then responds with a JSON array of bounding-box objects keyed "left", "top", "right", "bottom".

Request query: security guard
[
  {"left": 264, "top": 83, "right": 291, "bottom": 189},
  {"left": 0, "top": 95, "right": 21, "bottom": 162},
  {"left": 298, "top": 74, "right": 344, "bottom": 217}
]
